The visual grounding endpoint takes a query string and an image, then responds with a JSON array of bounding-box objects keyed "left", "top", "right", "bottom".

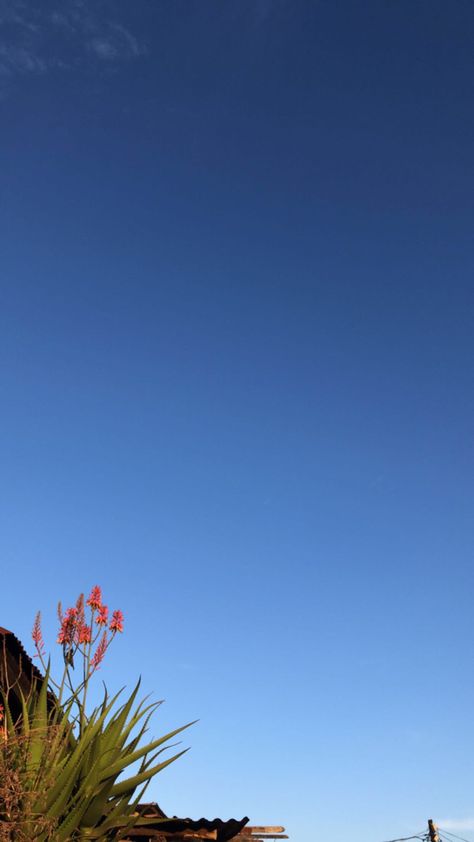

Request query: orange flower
[
  {"left": 109, "top": 610, "right": 124, "bottom": 634},
  {"left": 76, "top": 593, "right": 85, "bottom": 624},
  {"left": 78, "top": 623, "right": 92, "bottom": 645},
  {"left": 91, "top": 632, "right": 107, "bottom": 670},
  {"left": 86, "top": 585, "right": 102, "bottom": 610},
  {"left": 32, "top": 611, "right": 45, "bottom": 656},
  {"left": 57, "top": 607, "right": 77, "bottom": 646},
  {"left": 95, "top": 605, "right": 108, "bottom": 626}
]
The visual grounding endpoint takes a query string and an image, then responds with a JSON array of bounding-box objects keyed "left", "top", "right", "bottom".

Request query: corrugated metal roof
[{"left": 135, "top": 805, "right": 249, "bottom": 842}]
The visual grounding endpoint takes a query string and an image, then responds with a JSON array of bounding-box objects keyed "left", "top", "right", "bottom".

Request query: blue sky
[{"left": 0, "top": 3, "right": 473, "bottom": 842}]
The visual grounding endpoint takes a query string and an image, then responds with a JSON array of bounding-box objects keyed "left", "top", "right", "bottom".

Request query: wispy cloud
[
  {"left": 0, "top": 43, "right": 46, "bottom": 75},
  {"left": 88, "top": 23, "right": 144, "bottom": 62},
  {"left": 439, "top": 819, "right": 474, "bottom": 833},
  {"left": 0, "top": 0, "right": 146, "bottom": 82}
]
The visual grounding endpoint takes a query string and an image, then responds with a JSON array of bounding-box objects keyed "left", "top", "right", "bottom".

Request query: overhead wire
[
  {"left": 439, "top": 829, "right": 474, "bottom": 842},
  {"left": 372, "top": 823, "right": 472, "bottom": 842},
  {"left": 378, "top": 834, "right": 427, "bottom": 842}
]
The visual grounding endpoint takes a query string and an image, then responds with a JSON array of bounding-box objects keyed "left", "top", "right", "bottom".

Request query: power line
[{"left": 439, "top": 829, "right": 474, "bottom": 842}]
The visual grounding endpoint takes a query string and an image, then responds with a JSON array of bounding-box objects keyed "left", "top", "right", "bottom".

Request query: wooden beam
[
  {"left": 123, "top": 831, "right": 218, "bottom": 840},
  {"left": 233, "top": 837, "right": 288, "bottom": 842},
  {"left": 232, "top": 836, "right": 288, "bottom": 842},
  {"left": 233, "top": 837, "right": 288, "bottom": 841}
]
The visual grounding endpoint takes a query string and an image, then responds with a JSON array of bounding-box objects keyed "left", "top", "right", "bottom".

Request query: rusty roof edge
[
  {"left": 136, "top": 806, "right": 249, "bottom": 824},
  {"left": 134, "top": 809, "right": 249, "bottom": 841}
]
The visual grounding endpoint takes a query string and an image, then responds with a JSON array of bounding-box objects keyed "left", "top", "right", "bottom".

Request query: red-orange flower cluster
[
  {"left": 86, "top": 585, "right": 103, "bottom": 610},
  {"left": 32, "top": 586, "right": 124, "bottom": 682},
  {"left": 91, "top": 631, "right": 108, "bottom": 670},
  {"left": 57, "top": 607, "right": 78, "bottom": 646},
  {"left": 32, "top": 611, "right": 45, "bottom": 657},
  {"left": 78, "top": 623, "right": 92, "bottom": 644},
  {"left": 109, "top": 610, "right": 124, "bottom": 633},
  {"left": 96, "top": 605, "right": 109, "bottom": 626}
]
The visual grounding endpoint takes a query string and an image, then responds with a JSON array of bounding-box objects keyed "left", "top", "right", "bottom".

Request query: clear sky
[{"left": 0, "top": 3, "right": 473, "bottom": 842}]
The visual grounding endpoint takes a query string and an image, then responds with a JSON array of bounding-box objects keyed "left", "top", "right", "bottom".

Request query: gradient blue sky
[{"left": 1, "top": 3, "right": 473, "bottom": 842}]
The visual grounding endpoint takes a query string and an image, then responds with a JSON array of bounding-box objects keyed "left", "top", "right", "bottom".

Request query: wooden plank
[
  {"left": 123, "top": 832, "right": 217, "bottom": 840},
  {"left": 240, "top": 829, "right": 285, "bottom": 835},
  {"left": 234, "top": 837, "right": 288, "bottom": 841},
  {"left": 232, "top": 833, "right": 288, "bottom": 842}
]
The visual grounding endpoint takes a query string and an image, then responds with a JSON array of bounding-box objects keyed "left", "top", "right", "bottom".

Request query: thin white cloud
[
  {"left": 88, "top": 38, "right": 118, "bottom": 60},
  {"left": 110, "top": 22, "right": 144, "bottom": 58},
  {"left": 0, "top": 43, "right": 46, "bottom": 75},
  {"left": 0, "top": 0, "right": 146, "bottom": 83},
  {"left": 439, "top": 820, "right": 474, "bottom": 833},
  {"left": 88, "top": 23, "right": 145, "bottom": 62}
]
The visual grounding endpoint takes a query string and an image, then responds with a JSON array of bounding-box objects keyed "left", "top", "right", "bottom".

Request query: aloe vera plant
[{"left": 0, "top": 586, "right": 193, "bottom": 841}]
